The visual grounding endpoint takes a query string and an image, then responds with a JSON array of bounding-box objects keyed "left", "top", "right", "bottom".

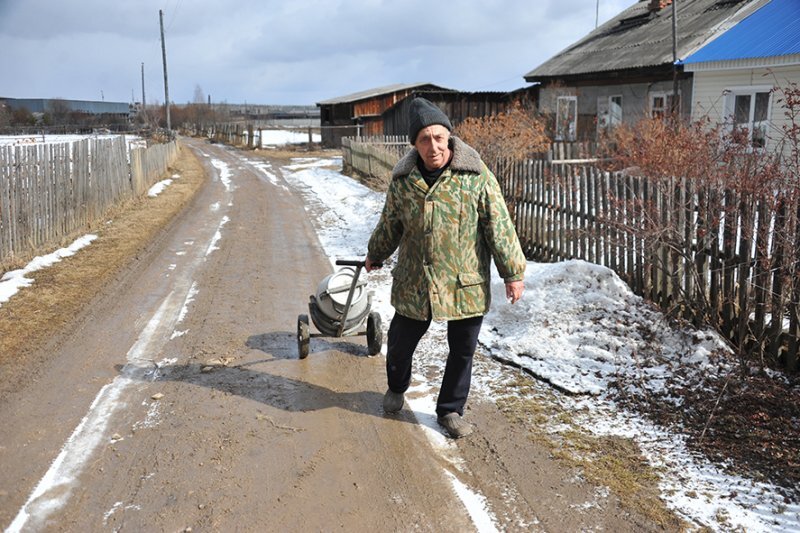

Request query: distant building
[
  {"left": 316, "top": 83, "right": 451, "bottom": 148},
  {"left": 217, "top": 103, "right": 320, "bottom": 126},
  {"left": 381, "top": 88, "right": 536, "bottom": 139},
  {"left": 0, "top": 97, "right": 133, "bottom": 121}
]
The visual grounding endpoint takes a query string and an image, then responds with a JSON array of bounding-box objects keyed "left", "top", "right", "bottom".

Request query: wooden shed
[
  {"left": 381, "top": 87, "right": 537, "bottom": 140},
  {"left": 316, "top": 83, "right": 450, "bottom": 148}
]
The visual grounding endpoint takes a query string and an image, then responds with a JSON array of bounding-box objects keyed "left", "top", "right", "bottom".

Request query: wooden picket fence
[
  {"left": 340, "top": 136, "right": 800, "bottom": 370},
  {"left": 502, "top": 159, "right": 800, "bottom": 370},
  {"left": 0, "top": 137, "right": 179, "bottom": 265}
]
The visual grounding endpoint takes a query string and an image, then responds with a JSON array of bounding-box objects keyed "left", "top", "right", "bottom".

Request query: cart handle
[
  {"left": 335, "top": 259, "right": 382, "bottom": 268},
  {"left": 333, "top": 258, "right": 381, "bottom": 337}
]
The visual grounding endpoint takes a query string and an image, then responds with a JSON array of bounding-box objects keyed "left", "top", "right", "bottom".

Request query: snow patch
[
  {"left": 147, "top": 178, "right": 173, "bottom": 197},
  {"left": 210, "top": 159, "right": 233, "bottom": 191},
  {"left": 0, "top": 234, "right": 98, "bottom": 307}
]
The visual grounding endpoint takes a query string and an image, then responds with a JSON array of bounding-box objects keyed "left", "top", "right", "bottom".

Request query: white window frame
[
  {"left": 649, "top": 90, "right": 680, "bottom": 118},
  {"left": 555, "top": 95, "right": 577, "bottom": 141},
  {"left": 723, "top": 85, "right": 773, "bottom": 149},
  {"left": 597, "top": 95, "right": 623, "bottom": 134}
]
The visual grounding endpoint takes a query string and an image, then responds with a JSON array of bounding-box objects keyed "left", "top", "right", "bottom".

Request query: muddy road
[{"left": 0, "top": 138, "right": 655, "bottom": 532}]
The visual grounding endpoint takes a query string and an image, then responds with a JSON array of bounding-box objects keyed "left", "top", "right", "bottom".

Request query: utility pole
[
  {"left": 596, "top": 0, "right": 600, "bottom": 29},
  {"left": 672, "top": 0, "right": 679, "bottom": 116},
  {"left": 141, "top": 62, "right": 147, "bottom": 124},
  {"left": 159, "top": 9, "right": 171, "bottom": 131}
]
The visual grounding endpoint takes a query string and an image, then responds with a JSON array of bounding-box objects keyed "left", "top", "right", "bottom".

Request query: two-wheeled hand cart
[{"left": 297, "top": 259, "right": 383, "bottom": 359}]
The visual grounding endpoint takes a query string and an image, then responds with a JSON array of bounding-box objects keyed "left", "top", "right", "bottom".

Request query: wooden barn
[
  {"left": 316, "top": 83, "right": 450, "bottom": 148},
  {"left": 381, "top": 88, "right": 536, "bottom": 140}
]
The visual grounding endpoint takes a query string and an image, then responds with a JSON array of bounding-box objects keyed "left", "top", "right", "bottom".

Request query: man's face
[{"left": 415, "top": 124, "right": 451, "bottom": 171}]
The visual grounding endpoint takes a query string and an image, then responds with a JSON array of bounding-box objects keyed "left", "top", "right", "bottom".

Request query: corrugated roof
[
  {"left": 683, "top": 0, "right": 800, "bottom": 63},
  {"left": 316, "top": 83, "right": 452, "bottom": 105},
  {"left": 525, "top": 0, "right": 767, "bottom": 81}
]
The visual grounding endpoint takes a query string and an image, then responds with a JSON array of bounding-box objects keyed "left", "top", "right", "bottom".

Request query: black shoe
[
  {"left": 383, "top": 389, "right": 404, "bottom": 413},
  {"left": 437, "top": 412, "right": 473, "bottom": 438}
]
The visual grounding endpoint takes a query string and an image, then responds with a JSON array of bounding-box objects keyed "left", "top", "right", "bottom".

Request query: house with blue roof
[
  {"left": 683, "top": 0, "right": 800, "bottom": 152},
  {"left": 524, "top": 0, "right": 767, "bottom": 141}
]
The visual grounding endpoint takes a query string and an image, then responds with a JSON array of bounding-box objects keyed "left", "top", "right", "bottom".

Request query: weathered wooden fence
[
  {"left": 342, "top": 135, "right": 409, "bottom": 183},
  {"left": 505, "top": 159, "right": 800, "bottom": 370},
  {"left": 0, "top": 137, "right": 179, "bottom": 265},
  {"left": 340, "top": 137, "right": 800, "bottom": 370}
]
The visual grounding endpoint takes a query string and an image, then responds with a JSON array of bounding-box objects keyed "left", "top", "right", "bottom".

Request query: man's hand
[
  {"left": 365, "top": 257, "right": 382, "bottom": 272},
  {"left": 505, "top": 280, "right": 524, "bottom": 304}
]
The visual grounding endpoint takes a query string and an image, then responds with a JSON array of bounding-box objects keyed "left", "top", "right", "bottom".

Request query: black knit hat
[{"left": 408, "top": 97, "right": 452, "bottom": 145}]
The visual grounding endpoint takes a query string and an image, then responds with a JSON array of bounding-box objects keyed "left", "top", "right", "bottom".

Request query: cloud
[{"left": 0, "top": 0, "right": 635, "bottom": 105}]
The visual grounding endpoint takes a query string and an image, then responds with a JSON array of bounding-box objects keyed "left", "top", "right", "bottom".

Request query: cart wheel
[
  {"left": 297, "top": 314, "right": 310, "bottom": 359},
  {"left": 367, "top": 312, "right": 382, "bottom": 355}
]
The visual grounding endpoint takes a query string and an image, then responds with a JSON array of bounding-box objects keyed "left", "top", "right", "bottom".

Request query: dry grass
[
  {"left": 0, "top": 142, "right": 206, "bottom": 368},
  {"left": 553, "top": 430, "right": 685, "bottom": 529},
  {"left": 492, "top": 374, "right": 687, "bottom": 529}
]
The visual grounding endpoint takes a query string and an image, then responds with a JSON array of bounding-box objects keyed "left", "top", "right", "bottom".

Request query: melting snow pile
[{"left": 482, "top": 260, "right": 728, "bottom": 396}]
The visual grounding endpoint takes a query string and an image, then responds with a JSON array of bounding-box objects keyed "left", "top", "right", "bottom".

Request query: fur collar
[{"left": 392, "top": 136, "right": 483, "bottom": 179}]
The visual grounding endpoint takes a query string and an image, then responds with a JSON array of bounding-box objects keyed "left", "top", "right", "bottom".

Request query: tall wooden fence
[
  {"left": 0, "top": 137, "right": 179, "bottom": 265},
  {"left": 340, "top": 137, "right": 799, "bottom": 370}
]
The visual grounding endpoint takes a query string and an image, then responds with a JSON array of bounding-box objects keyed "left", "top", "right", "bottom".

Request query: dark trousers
[{"left": 386, "top": 312, "right": 483, "bottom": 418}]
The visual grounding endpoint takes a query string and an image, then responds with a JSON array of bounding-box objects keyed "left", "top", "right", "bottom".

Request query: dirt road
[{"left": 0, "top": 138, "right": 656, "bottom": 531}]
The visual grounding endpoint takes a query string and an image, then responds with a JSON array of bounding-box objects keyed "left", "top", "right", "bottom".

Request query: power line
[{"left": 166, "top": 0, "right": 183, "bottom": 30}]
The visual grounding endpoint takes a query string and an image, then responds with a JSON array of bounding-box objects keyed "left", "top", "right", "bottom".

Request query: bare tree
[
  {"left": 598, "top": 94, "right": 799, "bottom": 372},
  {"left": 48, "top": 98, "right": 71, "bottom": 126},
  {"left": 11, "top": 107, "right": 35, "bottom": 126},
  {"left": 454, "top": 101, "right": 549, "bottom": 175},
  {"left": 0, "top": 104, "right": 10, "bottom": 128},
  {"left": 193, "top": 85, "right": 205, "bottom": 105}
]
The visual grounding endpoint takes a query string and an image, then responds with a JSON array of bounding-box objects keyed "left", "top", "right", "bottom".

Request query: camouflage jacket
[{"left": 367, "top": 136, "right": 526, "bottom": 321}]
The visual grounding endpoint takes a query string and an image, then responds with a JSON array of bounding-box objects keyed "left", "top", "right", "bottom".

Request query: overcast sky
[{"left": 0, "top": 0, "right": 635, "bottom": 106}]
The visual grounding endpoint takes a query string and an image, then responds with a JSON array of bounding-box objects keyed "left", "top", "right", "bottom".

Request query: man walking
[{"left": 366, "top": 97, "right": 526, "bottom": 438}]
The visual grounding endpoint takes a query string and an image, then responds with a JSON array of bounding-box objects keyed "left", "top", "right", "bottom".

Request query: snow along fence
[
  {"left": 498, "top": 158, "right": 800, "bottom": 373},
  {"left": 341, "top": 136, "right": 800, "bottom": 372},
  {"left": 0, "top": 137, "right": 179, "bottom": 266}
]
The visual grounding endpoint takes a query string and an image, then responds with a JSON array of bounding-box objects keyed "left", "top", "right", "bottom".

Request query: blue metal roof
[{"left": 684, "top": 0, "right": 800, "bottom": 64}]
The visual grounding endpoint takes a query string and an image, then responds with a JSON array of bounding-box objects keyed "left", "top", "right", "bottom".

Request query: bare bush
[
  {"left": 454, "top": 101, "right": 549, "bottom": 175},
  {"left": 597, "top": 94, "right": 800, "bottom": 372}
]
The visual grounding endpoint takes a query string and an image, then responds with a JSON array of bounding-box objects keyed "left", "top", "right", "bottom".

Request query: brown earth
[
  {"left": 612, "top": 359, "right": 800, "bottom": 502},
  {"left": 0, "top": 137, "right": 677, "bottom": 531}
]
